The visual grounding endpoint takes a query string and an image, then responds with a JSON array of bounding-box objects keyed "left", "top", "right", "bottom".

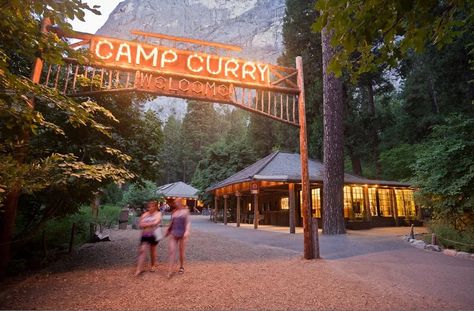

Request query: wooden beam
[
  {"left": 363, "top": 186, "right": 371, "bottom": 221},
  {"left": 131, "top": 29, "right": 242, "bottom": 52},
  {"left": 390, "top": 189, "right": 398, "bottom": 226},
  {"left": 253, "top": 193, "right": 259, "bottom": 229},
  {"left": 223, "top": 194, "right": 229, "bottom": 225},
  {"left": 214, "top": 195, "right": 218, "bottom": 223},
  {"left": 297, "top": 56, "right": 318, "bottom": 259},
  {"left": 289, "top": 183, "right": 296, "bottom": 234},
  {"left": 236, "top": 192, "right": 241, "bottom": 228}
]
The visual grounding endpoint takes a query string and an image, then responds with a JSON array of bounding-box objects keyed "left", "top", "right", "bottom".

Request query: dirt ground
[{"left": 0, "top": 227, "right": 464, "bottom": 310}]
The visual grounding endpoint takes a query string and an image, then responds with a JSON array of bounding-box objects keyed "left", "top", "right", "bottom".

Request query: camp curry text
[{"left": 91, "top": 37, "right": 270, "bottom": 86}]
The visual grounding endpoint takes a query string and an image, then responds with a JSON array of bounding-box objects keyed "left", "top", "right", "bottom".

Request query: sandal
[{"left": 178, "top": 267, "right": 184, "bottom": 274}]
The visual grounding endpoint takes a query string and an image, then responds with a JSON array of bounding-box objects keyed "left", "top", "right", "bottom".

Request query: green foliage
[
  {"left": 95, "top": 204, "right": 122, "bottom": 229},
  {"left": 314, "top": 0, "right": 472, "bottom": 80},
  {"left": 122, "top": 181, "right": 160, "bottom": 207},
  {"left": 428, "top": 221, "right": 474, "bottom": 253},
  {"left": 158, "top": 115, "right": 185, "bottom": 184},
  {"left": 279, "top": 0, "right": 323, "bottom": 159},
  {"left": 411, "top": 115, "right": 474, "bottom": 222},
  {"left": 379, "top": 144, "right": 420, "bottom": 180},
  {"left": 181, "top": 101, "right": 220, "bottom": 182},
  {"left": 101, "top": 183, "right": 124, "bottom": 205},
  {"left": 0, "top": 1, "right": 135, "bottom": 210},
  {"left": 192, "top": 139, "right": 256, "bottom": 204}
]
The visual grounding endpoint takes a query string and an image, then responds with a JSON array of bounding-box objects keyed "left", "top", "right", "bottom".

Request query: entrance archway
[{"left": 37, "top": 23, "right": 318, "bottom": 259}]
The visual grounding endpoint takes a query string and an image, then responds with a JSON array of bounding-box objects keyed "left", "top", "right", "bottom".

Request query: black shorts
[{"left": 140, "top": 235, "right": 159, "bottom": 245}]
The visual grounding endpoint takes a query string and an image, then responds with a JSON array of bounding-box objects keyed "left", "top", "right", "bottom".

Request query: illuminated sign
[
  {"left": 90, "top": 37, "right": 271, "bottom": 88},
  {"left": 134, "top": 72, "right": 234, "bottom": 104}
]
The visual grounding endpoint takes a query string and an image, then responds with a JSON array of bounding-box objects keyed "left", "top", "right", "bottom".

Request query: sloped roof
[
  {"left": 157, "top": 181, "right": 199, "bottom": 199},
  {"left": 207, "top": 151, "right": 410, "bottom": 191}
]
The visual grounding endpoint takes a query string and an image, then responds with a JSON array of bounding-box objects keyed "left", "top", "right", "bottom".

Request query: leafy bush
[
  {"left": 429, "top": 220, "right": 474, "bottom": 253},
  {"left": 411, "top": 115, "right": 474, "bottom": 226},
  {"left": 101, "top": 183, "right": 124, "bottom": 205},
  {"left": 121, "top": 181, "right": 161, "bottom": 208}
]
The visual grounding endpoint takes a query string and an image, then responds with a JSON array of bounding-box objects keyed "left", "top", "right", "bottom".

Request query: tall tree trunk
[
  {"left": 348, "top": 145, "right": 363, "bottom": 176},
  {"left": 428, "top": 77, "right": 440, "bottom": 114},
  {"left": 322, "top": 27, "right": 346, "bottom": 235},
  {"left": 366, "top": 79, "right": 382, "bottom": 178}
]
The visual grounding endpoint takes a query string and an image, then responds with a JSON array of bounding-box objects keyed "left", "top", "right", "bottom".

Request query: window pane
[
  {"left": 299, "top": 189, "right": 321, "bottom": 218},
  {"left": 352, "top": 187, "right": 364, "bottom": 218},
  {"left": 343, "top": 186, "right": 352, "bottom": 218},
  {"left": 395, "top": 190, "right": 405, "bottom": 216},
  {"left": 281, "top": 197, "right": 289, "bottom": 210},
  {"left": 312, "top": 188, "right": 321, "bottom": 218},
  {"left": 369, "top": 188, "right": 377, "bottom": 216},
  {"left": 378, "top": 189, "right": 392, "bottom": 216},
  {"left": 403, "top": 190, "right": 416, "bottom": 217}
]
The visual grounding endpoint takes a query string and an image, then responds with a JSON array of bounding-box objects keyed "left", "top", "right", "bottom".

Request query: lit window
[
  {"left": 368, "top": 188, "right": 377, "bottom": 216},
  {"left": 299, "top": 188, "right": 321, "bottom": 218},
  {"left": 281, "top": 197, "right": 289, "bottom": 210},
  {"left": 402, "top": 190, "right": 416, "bottom": 217},
  {"left": 351, "top": 186, "right": 365, "bottom": 218},
  {"left": 343, "top": 186, "right": 352, "bottom": 218},
  {"left": 312, "top": 189, "right": 321, "bottom": 218},
  {"left": 378, "top": 189, "right": 392, "bottom": 217},
  {"left": 395, "top": 190, "right": 406, "bottom": 216}
]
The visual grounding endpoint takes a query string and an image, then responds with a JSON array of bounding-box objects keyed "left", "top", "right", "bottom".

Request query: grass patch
[{"left": 426, "top": 221, "right": 474, "bottom": 253}]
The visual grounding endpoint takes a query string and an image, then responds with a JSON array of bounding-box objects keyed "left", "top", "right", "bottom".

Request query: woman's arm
[
  {"left": 138, "top": 213, "right": 147, "bottom": 228},
  {"left": 184, "top": 210, "right": 191, "bottom": 238}
]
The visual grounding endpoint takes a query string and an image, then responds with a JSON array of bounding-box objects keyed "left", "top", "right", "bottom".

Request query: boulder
[
  {"left": 443, "top": 249, "right": 457, "bottom": 257},
  {"left": 425, "top": 244, "right": 441, "bottom": 252},
  {"left": 412, "top": 240, "right": 426, "bottom": 249},
  {"left": 455, "top": 251, "right": 471, "bottom": 259}
]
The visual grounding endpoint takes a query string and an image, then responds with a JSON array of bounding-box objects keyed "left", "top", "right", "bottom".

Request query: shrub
[{"left": 429, "top": 220, "right": 474, "bottom": 253}]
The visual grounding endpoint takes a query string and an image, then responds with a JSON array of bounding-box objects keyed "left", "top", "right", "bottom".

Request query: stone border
[{"left": 402, "top": 235, "right": 474, "bottom": 259}]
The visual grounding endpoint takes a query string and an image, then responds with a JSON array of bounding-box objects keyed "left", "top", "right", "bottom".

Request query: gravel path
[{"left": 0, "top": 221, "right": 469, "bottom": 310}]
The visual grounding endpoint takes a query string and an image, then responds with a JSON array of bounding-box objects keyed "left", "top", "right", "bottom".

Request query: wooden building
[
  {"left": 207, "top": 152, "right": 419, "bottom": 231},
  {"left": 157, "top": 181, "right": 201, "bottom": 211}
]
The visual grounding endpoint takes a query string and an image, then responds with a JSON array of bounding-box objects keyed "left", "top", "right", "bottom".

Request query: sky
[{"left": 69, "top": 0, "right": 123, "bottom": 33}]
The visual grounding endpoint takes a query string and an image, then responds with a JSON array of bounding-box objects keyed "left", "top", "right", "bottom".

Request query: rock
[
  {"left": 455, "top": 251, "right": 471, "bottom": 259},
  {"left": 412, "top": 240, "right": 426, "bottom": 249},
  {"left": 443, "top": 249, "right": 457, "bottom": 257},
  {"left": 98, "top": 0, "right": 285, "bottom": 63},
  {"left": 425, "top": 244, "right": 441, "bottom": 252},
  {"left": 408, "top": 238, "right": 415, "bottom": 243}
]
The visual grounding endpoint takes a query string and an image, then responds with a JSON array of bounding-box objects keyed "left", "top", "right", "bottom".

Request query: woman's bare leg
[
  {"left": 179, "top": 238, "right": 186, "bottom": 269},
  {"left": 168, "top": 237, "right": 177, "bottom": 276},
  {"left": 135, "top": 243, "right": 147, "bottom": 275},
  {"left": 150, "top": 244, "right": 157, "bottom": 269}
]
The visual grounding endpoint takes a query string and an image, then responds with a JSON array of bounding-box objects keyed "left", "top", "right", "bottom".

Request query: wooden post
[
  {"left": 296, "top": 56, "right": 317, "bottom": 259},
  {"left": 253, "top": 193, "right": 259, "bottom": 229},
  {"left": 390, "top": 189, "right": 399, "bottom": 226},
  {"left": 289, "top": 183, "right": 296, "bottom": 234},
  {"left": 236, "top": 192, "right": 241, "bottom": 227},
  {"left": 223, "top": 194, "right": 229, "bottom": 225},
  {"left": 363, "top": 186, "right": 371, "bottom": 221},
  {"left": 214, "top": 195, "right": 218, "bottom": 223}
]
